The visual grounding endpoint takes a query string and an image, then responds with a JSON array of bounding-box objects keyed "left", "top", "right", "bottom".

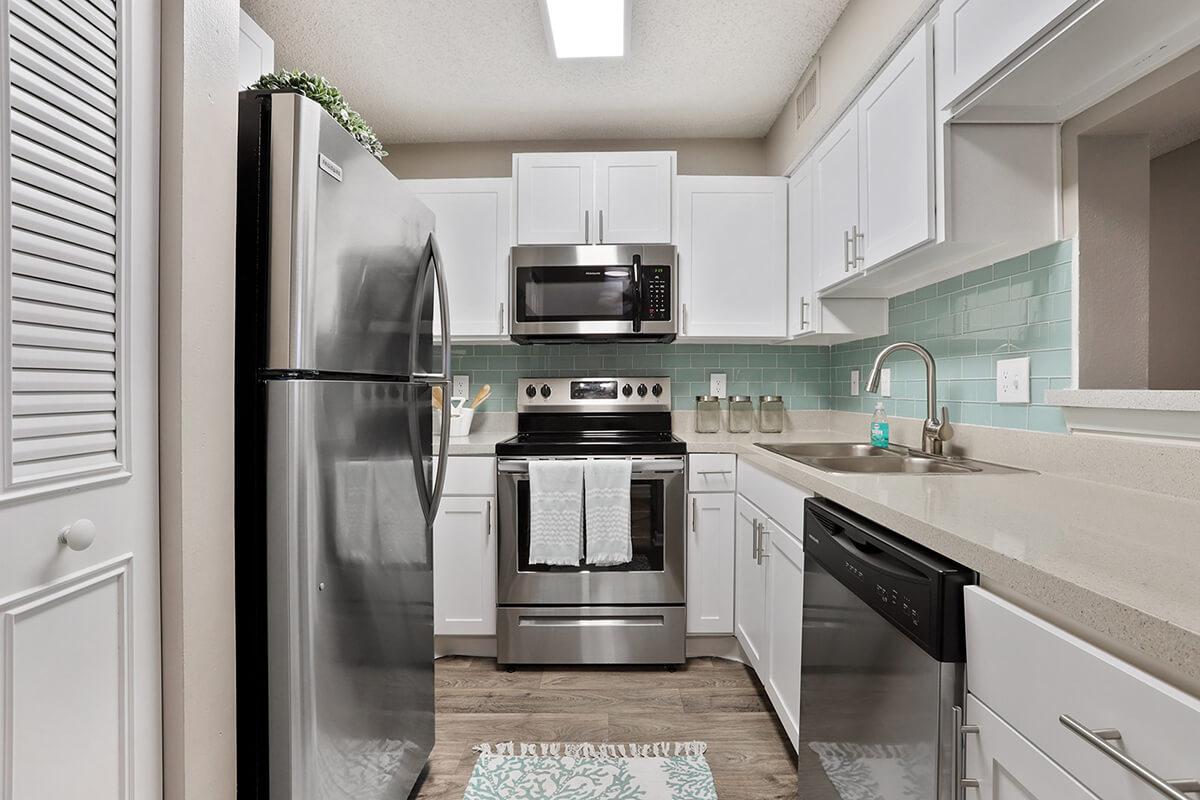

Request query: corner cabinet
[
  {"left": 401, "top": 178, "right": 512, "bottom": 340},
  {"left": 676, "top": 176, "right": 788, "bottom": 339},
  {"left": 514, "top": 151, "right": 674, "bottom": 245}
]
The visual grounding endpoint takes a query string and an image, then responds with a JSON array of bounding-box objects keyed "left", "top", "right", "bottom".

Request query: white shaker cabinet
[
  {"left": 857, "top": 23, "right": 934, "bottom": 270},
  {"left": 762, "top": 519, "right": 804, "bottom": 751},
  {"left": 594, "top": 151, "right": 674, "bottom": 244},
  {"left": 402, "top": 178, "right": 512, "bottom": 339},
  {"left": 787, "top": 162, "right": 816, "bottom": 338},
  {"left": 515, "top": 153, "right": 595, "bottom": 244},
  {"left": 676, "top": 176, "right": 788, "bottom": 339},
  {"left": 433, "top": 495, "right": 497, "bottom": 637},
  {"left": 812, "top": 111, "right": 861, "bottom": 293},
  {"left": 685, "top": 492, "right": 735, "bottom": 634},
  {"left": 734, "top": 494, "right": 769, "bottom": 670}
]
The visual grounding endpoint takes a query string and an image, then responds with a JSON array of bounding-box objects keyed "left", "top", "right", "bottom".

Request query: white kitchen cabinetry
[
  {"left": 514, "top": 152, "right": 674, "bottom": 245},
  {"left": 762, "top": 518, "right": 804, "bottom": 750},
  {"left": 733, "top": 494, "right": 769, "bottom": 670},
  {"left": 402, "top": 178, "right": 512, "bottom": 340},
  {"left": 964, "top": 694, "right": 1102, "bottom": 800},
  {"left": 686, "top": 492, "right": 735, "bottom": 634},
  {"left": 433, "top": 457, "right": 498, "bottom": 637},
  {"left": 965, "top": 587, "right": 1200, "bottom": 800},
  {"left": 812, "top": 111, "right": 861, "bottom": 293},
  {"left": 676, "top": 176, "right": 788, "bottom": 339}
]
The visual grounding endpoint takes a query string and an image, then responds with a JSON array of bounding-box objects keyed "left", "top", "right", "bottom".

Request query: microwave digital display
[{"left": 570, "top": 380, "right": 618, "bottom": 400}]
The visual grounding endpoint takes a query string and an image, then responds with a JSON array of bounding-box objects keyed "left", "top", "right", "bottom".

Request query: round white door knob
[{"left": 59, "top": 519, "right": 97, "bottom": 551}]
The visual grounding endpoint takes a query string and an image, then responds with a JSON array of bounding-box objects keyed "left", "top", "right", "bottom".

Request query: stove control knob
[
  {"left": 540, "top": 384, "right": 552, "bottom": 398},
  {"left": 622, "top": 383, "right": 633, "bottom": 397},
  {"left": 525, "top": 384, "right": 537, "bottom": 398},
  {"left": 651, "top": 383, "right": 663, "bottom": 397},
  {"left": 637, "top": 383, "right": 648, "bottom": 397}
]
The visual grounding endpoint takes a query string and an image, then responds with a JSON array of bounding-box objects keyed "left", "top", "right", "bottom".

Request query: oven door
[{"left": 496, "top": 456, "right": 686, "bottom": 606}]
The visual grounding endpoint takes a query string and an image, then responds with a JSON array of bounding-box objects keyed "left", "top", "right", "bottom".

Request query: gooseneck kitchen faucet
[{"left": 867, "top": 342, "right": 954, "bottom": 456}]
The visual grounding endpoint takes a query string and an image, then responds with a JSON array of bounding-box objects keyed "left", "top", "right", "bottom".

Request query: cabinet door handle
[
  {"left": 751, "top": 519, "right": 760, "bottom": 560},
  {"left": 682, "top": 302, "right": 689, "bottom": 335},
  {"left": 498, "top": 302, "right": 505, "bottom": 333},
  {"left": 843, "top": 230, "right": 852, "bottom": 272},
  {"left": 800, "top": 296, "right": 810, "bottom": 329},
  {"left": 853, "top": 224, "right": 864, "bottom": 268},
  {"left": 584, "top": 209, "right": 590, "bottom": 244},
  {"left": 599, "top": 209, "right": 604, "bottom": 243},
  {"left": 691, "top": 498, "right": 698, "bottom": 533},
  {"left": 1060, "top": 715, "right": 1200, "bottom": 800},
  {"left": 757, "top": 525, "right": 770, "bottom": 565},
  {"left": 485, "top": 500, "right": 492, "bottom": 537},
  {"left": 954, "top": 705, "right": 981, "bottom": 800}
]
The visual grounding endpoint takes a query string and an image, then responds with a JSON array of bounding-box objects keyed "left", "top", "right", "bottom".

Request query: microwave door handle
[{"left": 633, "top": 255, "right": 643, "bottom": 333}]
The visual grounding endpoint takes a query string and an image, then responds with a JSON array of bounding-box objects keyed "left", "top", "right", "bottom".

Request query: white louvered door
[{"left": 0, "top": 0, "right": 161, "bottom": 798}]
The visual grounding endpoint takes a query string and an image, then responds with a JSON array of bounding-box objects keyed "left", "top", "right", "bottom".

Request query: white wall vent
[{"left": 795, "top": 59, "right": 820, "bottom": 129}]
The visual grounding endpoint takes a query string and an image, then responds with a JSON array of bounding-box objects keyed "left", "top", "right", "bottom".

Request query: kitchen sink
[{"left": 755, "top": 442, "right": 1031, "bottom": 475}]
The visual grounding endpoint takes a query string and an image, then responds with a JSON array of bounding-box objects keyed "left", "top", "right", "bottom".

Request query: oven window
[
  {"left": 516, "top": 479, "right": 665, "bottom": 572},
  {"left": 515, "top": 266, "right": 634, "bottom": 322}
]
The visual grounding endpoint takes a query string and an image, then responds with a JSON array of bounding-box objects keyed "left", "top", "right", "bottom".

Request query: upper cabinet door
[
  {"left": 676, "top": 176, "right": 788, "bottom": 339},
  {"left": 787, "top": 162, "right": 816, "bottom": 338},
  {"left": 515, "top": 154, "right": 595, "bottom": 244},
  {"left": 593, "top": 152, "right": 673, "bottom": 244},
  {"left": 858, "top": 24, "right": 934, "bottom": 270},
  {"left": 812, "top": 111, "right": 860, "bottom": 293},
  {"left": 403, "top": 178, "right": 512, "bottom": 339},
  {"left": 937, "top": 0, "right": 1079, "bottom": 109}
]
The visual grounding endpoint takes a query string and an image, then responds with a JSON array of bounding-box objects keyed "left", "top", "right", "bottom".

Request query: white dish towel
[
  {"left": 528, "top": 460, "right": 584, "bottom": 566},
  {"left": 584, "top": 459, "right": 633, "bottom": 566}
]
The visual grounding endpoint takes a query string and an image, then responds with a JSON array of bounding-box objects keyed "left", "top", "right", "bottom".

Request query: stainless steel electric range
[{"left": 494, "top": 376, "right": 687, "bottom": 665}]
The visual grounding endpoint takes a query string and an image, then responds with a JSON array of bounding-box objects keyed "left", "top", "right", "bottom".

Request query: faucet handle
[{"left": 936, "top": 405, "right": 954, "bottom": 442}]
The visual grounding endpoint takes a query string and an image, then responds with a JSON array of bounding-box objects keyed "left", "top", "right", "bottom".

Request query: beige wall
[
  {"left": 160, "top": 0, "right": 240, "bottom": 797},
  {"left": 383, "top": 137, "right": 767, "bottom": 179},
  {"left": 1149, "top": 140, "right": 1200, "bottom": 389},
  {"left": 763, "top": 0, "right": 930, "bottom": 175}
]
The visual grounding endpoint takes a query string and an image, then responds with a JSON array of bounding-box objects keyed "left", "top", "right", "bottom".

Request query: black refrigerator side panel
[{"left": 235, "top": 90, "right": 273, "bottom": 800}]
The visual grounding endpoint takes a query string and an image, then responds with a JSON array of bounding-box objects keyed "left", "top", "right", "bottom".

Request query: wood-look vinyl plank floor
[{"left": 413, "top": 656, "right": 798, "bottom": 800}]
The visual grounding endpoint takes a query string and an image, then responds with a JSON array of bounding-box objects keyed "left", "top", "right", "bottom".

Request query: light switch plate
[
  {"left": 850, "top": 370, "right": 860, "bottom": 396},
  {"left": 710, "top": 373, "right": 727, "bottom": 398},
  {"left": 452, "top": 375, "right": 471, "bottom": 400},
  {"left": 996, "top": 357, "right": 1030, "bottom": 404},
  {"left": 880, "top": 368, "right": 892, "bottom": 398}
]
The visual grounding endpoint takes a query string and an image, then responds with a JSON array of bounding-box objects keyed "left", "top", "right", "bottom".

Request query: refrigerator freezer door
[
  {"left": 263, "top": 92, "right": 436, "bottom": 376},
  {"left": 265, "top": 379, "right": 434, "bottom": 799}
]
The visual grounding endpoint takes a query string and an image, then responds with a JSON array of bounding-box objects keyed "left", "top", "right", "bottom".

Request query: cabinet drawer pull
[
  {"left": 695, "top": 469, "right": 732, "bottom": 476},
  {"left": 1059, "top": 715, "right": 1200, "bottom": 800}
]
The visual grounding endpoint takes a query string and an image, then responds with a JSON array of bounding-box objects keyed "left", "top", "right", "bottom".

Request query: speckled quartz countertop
[{"left": 681, "top": 428, "right": 1200, "bottom": 693}]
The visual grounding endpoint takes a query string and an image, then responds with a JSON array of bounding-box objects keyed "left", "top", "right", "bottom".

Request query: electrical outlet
[
  {"left": 880, "top": 368, "right": 892, "bottom": 398},
  {"left": 452, "top": 375, "right": 470, "bottom": 401},
  {"left": 709, "top": 373, "right": 727, "bottom": 398},
  {"left": 996, "top": 357, "right": 1030, "bottom": 403},
  {"left": 850, "top": 370, "right": 860, "bottom": 396}
]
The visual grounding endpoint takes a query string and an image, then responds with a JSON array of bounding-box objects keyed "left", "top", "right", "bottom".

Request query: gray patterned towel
[
  {"left": 528, "top": 460, "right": 584, "bottom": 565},
  {"left": 584, "top": 458, "right": 632, "bottom": 565}
]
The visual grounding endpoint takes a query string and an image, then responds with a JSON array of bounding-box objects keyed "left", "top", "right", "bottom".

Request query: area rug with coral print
[{"left": 463, "top": 741, "right": 717, "bottom": 800}]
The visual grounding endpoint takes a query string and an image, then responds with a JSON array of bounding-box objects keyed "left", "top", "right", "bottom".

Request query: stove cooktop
[{"left": 495, "top": 430, "right": 686, "bottom": 457}]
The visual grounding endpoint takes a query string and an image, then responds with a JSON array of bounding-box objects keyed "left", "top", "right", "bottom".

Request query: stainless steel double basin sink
[{"left": 755, "top": 442, "right": 1029, "bottom": 475}]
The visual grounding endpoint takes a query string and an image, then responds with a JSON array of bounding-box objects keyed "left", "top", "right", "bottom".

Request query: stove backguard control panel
[{"left": 518, "top": 376, "right": 672, "bottom": 413}]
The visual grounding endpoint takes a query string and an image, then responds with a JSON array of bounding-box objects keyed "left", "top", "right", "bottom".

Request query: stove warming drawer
[{"left": 497, "top": 606, "right": 686, "bottom": 665}]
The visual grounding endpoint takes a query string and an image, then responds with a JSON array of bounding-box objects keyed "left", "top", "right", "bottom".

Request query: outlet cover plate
[
  {"left": 880, "top": 368, "right": 892, "bottom": 398},
  {"left": 850, "top": 370, "right": 860, "bottom": 396},
  {"left": 996, "top": 357, "right": 1030, "bottom": 404},
  {"left": 452, "top": 375, "right": 471, "bottom": 401},
  {"left": 710, "top": 373, "right": 727, "bottom": 398}
]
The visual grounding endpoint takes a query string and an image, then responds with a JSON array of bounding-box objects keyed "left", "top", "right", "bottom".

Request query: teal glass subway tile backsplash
[
  {"left": 447, "top": 343, "right": 831, "bottom": 413},
  {"left": 829, "top": 240, "right": 1073, "bottom": 433},
  {"left": 447, "top": 240, "right": 1073, "bottom": 432}
]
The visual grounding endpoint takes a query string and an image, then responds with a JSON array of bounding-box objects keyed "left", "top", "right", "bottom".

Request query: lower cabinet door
[
  {"left": 763, "top": 520, "right": 804, "bottom": 751},
  {"left": 733, "top": 494, "right": 768, "bottom": 668},
  {"left": 433, "top": 495, "right": 496, "bottom": 636},
  {"left": 686, "top": 492, "right": 735, "bottom": 634},
  {"left": 965, "top": 694, "right": 1102, "bottom": 800}
]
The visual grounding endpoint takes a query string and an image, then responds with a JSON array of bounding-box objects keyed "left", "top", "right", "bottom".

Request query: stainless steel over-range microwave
[{"left": 508, "top": 245, "right": 677, "bottom": 344}]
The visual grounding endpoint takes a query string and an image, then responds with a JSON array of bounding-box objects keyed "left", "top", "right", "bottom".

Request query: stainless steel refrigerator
[{"left": 235, "top": 91, "right": 451, "bottom": 800}]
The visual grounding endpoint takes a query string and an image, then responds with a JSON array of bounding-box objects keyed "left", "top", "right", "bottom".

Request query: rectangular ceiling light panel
[{"left": 541, "top": 0, "right": 631, "bottom": 59}]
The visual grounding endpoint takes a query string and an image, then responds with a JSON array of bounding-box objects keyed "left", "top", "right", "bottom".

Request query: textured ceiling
[{"left": 240, "top": 0, "right": 850, "bottom": 144}]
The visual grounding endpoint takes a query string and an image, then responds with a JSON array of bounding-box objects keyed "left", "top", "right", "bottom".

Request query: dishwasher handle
[{"left": 810, "top": 509, "right": 928, "bottom": 584}]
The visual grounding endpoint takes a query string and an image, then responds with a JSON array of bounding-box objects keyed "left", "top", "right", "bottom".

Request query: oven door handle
[{"left": 497, "top": 458, "right": 686, "bottom": 475}]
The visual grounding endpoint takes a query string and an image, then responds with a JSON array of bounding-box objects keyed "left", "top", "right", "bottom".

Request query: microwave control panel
[{"left": 640, "top": 265, "right": 672, "bottom": 321}]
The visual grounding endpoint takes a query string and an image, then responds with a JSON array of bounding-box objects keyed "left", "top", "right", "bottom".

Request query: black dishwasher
[{"left": 798, "top": 498, "right": 976, "bottom": 800}]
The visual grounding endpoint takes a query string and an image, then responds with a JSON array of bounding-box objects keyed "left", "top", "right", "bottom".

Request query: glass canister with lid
[
  {"left": 758, "top": 395, "right": 785, "bottom": 433},
  {"left": 728, "top": 395, "right": 754, "bottom": 433},
  {"left": 695, "top": 396, "right": 721, "bottom": 433}
]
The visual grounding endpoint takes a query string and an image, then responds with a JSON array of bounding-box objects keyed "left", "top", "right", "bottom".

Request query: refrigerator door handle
[{"left": 413, "top": 232, "right": 453, "bottom": 524}]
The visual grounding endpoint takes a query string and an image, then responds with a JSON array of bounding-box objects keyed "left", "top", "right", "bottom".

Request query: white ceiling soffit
[{"left": 239, "top": 0, "right": 851, "bottom": 144}]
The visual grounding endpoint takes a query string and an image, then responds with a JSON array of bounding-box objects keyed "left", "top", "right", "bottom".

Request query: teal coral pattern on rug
[{"left": 464, "top": 742, "right": 717, "bottom": 800}]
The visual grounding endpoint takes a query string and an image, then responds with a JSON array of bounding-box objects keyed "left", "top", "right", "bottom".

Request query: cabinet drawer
[
  {"left": 688, "top": 454, "right": 736, "bottom": 493},
  {"left": 966, "top": 587, "right": 1200, "bottom": 800},
  {"left": 736, "top": 459, "right": 812, "bottom": 537},
  {"left": 442, "top": 456, "right": 495, "bottom": 496},
  {"left": 965, "top": 694, "right": 1101, "bottom": 800}
]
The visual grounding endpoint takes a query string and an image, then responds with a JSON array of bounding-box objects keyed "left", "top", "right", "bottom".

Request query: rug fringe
[{"left": 474, "top": 741, "right": 708, "bottom": 759}]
